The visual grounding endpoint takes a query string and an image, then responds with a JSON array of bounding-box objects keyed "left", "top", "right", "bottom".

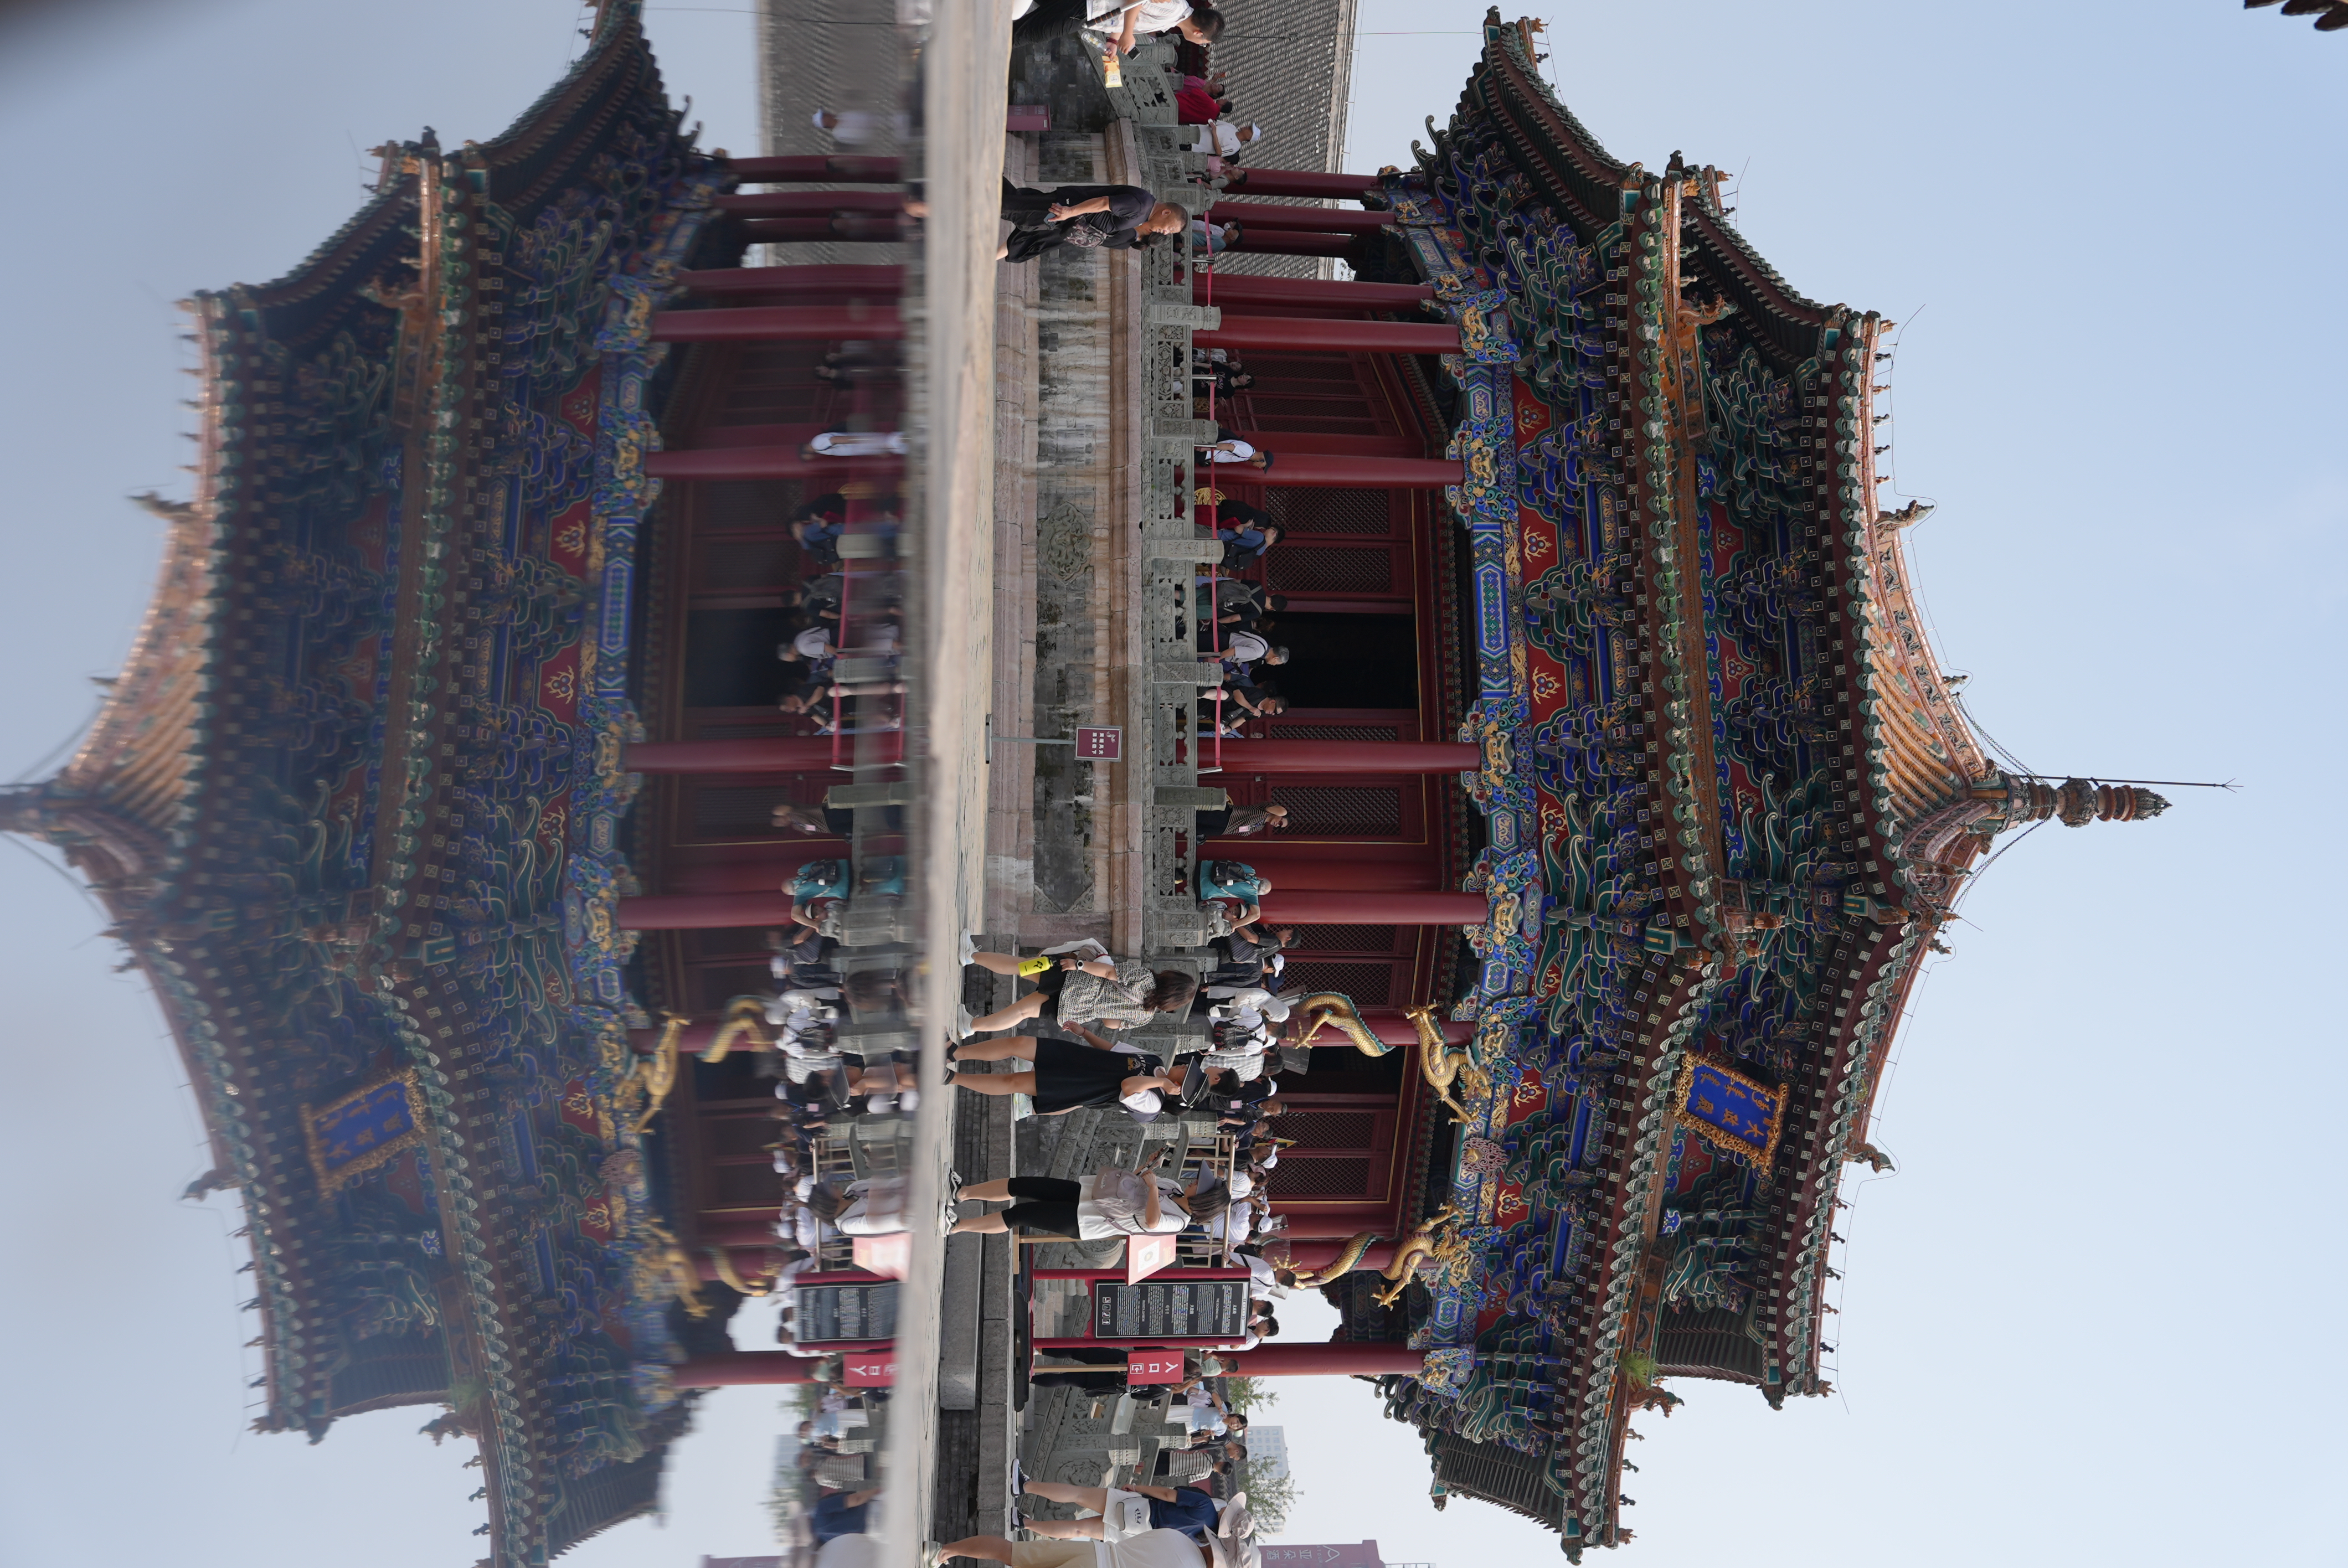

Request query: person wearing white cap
[
  {"left": 800, "top": 430, "right": 909, "bottom": 460},
  {"left": 932, "top": 1491, "right": 1259, "bottom": 1568},
  {"left": 1189, "top": 121, "right": 1264, "bottom": 158},
  {"left": 809, "top": 107, "right": 908, "bottom": 147}
]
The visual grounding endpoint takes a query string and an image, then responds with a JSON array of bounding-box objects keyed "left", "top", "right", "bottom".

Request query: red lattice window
[
  {"left": 691, "top": 964, "right": 775, "bottom": 1013},
  {"left": 1276, "top": 786, "right": 1402, "bottom": 835},
  {"left": 1266, "top": 723, "right": 1400, "bottom": 741},
  {"left": 1284, "top": 924, "right": 1400, "bottom": 952},
  {"left": 1268, "top": 550, "right": 1392, "bottom": 595},
  {"left": 703, "top": 1116, "right": 780, "bottom": 1160},
  {"left": 1280, "top": 962, "right": 1393, "bottom": 1005},
  {"left": 692, "top": 782, "right": 821, "bottom": 834},
  {"left": 1265, "top": 1158, "right": 1372, "bottom": 1198},
  {"left": 1246, "top": 407, "right": 1381, "bottom": 435},
  {"left": 697, "top": 538, "right": 801, "bottom": 592},
  {"left": 696, "top": 481, "right": 796, "bottom": 531},
  {"left": 686, "top": 930, "right": 769, "bottom": 963},
  {"left": 1281, "top": 1111, "right": 1378, "bottom": 1148},
  {"left": 702, "top": 1162, "right": 782, "bottom": 1210},
  {"left": 1268, "top": 489, "right": 1392, "bottom": 535}
]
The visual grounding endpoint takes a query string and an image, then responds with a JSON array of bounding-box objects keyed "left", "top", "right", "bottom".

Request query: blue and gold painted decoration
[
  {"left": 78, "top": 14, "right": 735, "bottom": 1548},
  {"left": 1368, "top": 25, "right": 1868, "bottom": 1494},
  {"left": 302, "top": 1072, "right": 428, "bottom": 1193},
  {"left": 1674, "top": 1057, "right": 1785, "bottom": 1168}
]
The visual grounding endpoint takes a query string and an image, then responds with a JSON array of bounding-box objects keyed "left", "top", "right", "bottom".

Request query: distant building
[
  {"left": 1259, "top": 1546, "right": 1383, "bottom": 1568},
  {"left": 1246, "top": 1424, "right": 1292, "bottom": 1488}
]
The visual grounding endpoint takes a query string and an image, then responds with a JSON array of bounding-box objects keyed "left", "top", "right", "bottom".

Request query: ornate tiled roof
[
  {"left": 1203, "top": 0, "right": 1358, "bottom": 280},
  {"left": 3, "top": 7, "right": 732, "bottom": 1565},
  {"left": 1353, "top": 13, "right": 2168, "bottom": 1556}
]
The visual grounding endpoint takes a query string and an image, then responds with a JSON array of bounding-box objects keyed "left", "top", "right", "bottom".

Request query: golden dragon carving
[
  {"left": 1371, "top": 1203, "right": 1467, "bottom": 1308},
  {"left": 1403, "top": 1003, "right": 1491, "bottom": 1124},
  {"left": 1285, "top": 1231, "right": 1383, "bottom": 1288},
  {"left": 698, "top": 994, "right": 779, "bottom": 1064},
  {"left": 1288, "top": 992, "right": 1393, "bottom": 1056}
]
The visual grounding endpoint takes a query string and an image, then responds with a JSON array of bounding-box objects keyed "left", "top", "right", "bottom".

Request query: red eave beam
[
  {"left": 1226, "top": 231, "right": 1358, "bottom": 259},
  {"left": 649, "top": 304, "right": 904, "bottom": 343},
  {"left": 1207, "top": 201, "right": 1394, "bottom": 236},
  {"left": 1193, "top": 316, "right": 1459, "bottom": 355},
  {"left": 1218, "top": 1342, "right": 1427, "bottom": 1377},
  {"left": 1192, "top": 275, "right": 1433, "bottom": 311},
  {"left": 1219, "top": 168, "right": 1383, "bottom": 202},
  {"left": 1253, "top": 890, "right": 1487, "bottom": 925},
  {"left": 626, "top": 739, "right": 838, "bottom": 773},
  {"left": 1233, "top": 450, "right": 1464, "bottom": 488},
  {"left": 673, "top": 1353, "right": 821, "bottom": 1386},
  {"left": 1208, "top": 740, "right": 1476, "bottom": 774}
]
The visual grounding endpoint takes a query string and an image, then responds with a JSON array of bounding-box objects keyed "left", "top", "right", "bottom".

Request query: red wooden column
[
  {"left": 650, "top": 305, "right": 904, "bottom": 343},
  {"left": 1226, "top": 231, "right": 1357, "bottom": 259},
  {"left": 726, "top": 154, "right": 903, "bottom": 182},
  {"left": 1192, "top": 276, "right": 1433, "bottom": 310},
  {"left": 1218, "top": 169, "right": 1382, "bottom": 201},
  {"left": 1220, "top": 1343, "right": 1427, "bottom": 1377},
  {"left": 618, "top": 891, "right": 798, "bottom": 929},
  {"left": 1255, "top": 890, "right": 1487, "bottom": 925},
  {"left": 715, "top": 190, "right": 904, "bottom": 218},
  {"left": 625, "top": 739, "right": 837, "bottom": 773},
  {"left": 1207, "top": 202, "right": 1394, "bottom": 236},
  {"left": 673, "top": 1353, "right": 822, "bottom": 1387},
  {"left": 1193, "top": 317, "right": 1458, "bottom": 355},
  {"left": 646, "top": 448, "right": 903, "bottom": 482}
]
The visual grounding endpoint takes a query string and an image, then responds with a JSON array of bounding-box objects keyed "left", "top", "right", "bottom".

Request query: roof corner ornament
[
  {"left": 1975, "top": 771, "right": 2171, "bottom": 829},
  {"left": 1881, "top": 499, "right": 1933, "bottom": 529}
]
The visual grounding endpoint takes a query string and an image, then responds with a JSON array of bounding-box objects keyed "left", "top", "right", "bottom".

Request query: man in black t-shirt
[{"left": 998, "top": 177, "right": 1186, "bottom": 262}]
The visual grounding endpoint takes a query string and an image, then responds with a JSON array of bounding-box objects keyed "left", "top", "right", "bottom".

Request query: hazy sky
[{"left": 0, "top": 2, "right": 2341, "bottom": 1566}]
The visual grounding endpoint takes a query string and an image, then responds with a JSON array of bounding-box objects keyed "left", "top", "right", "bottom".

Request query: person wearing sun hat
[{"left": 928, "top": 1492, "right": 1258, "bottom": 1568}]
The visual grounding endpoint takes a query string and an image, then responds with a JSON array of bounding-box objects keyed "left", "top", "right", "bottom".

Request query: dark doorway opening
[
  {"left": 683, "top": 608, "right": 799, "bottom": 708},
  {"left": 1267, "top": 612, "right": 1417, "bottom": 709}
]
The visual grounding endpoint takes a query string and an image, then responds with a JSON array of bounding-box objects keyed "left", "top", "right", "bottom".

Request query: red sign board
[
  {"left": 1076, "top": 726, "right": 1123, "bottom": 761},
  {"left": 1126, "top": 1348, "right": 1187, "bottom": 1384},
  {"left": 841, "top": 1352, "right": 897, "bottom": 1387},
  {"left": 851, "top": 1232, "right": 910, "bottom": 1280},
  {"left": 1126, "top": 1232, "right": 1178, "bottom": 1283}
]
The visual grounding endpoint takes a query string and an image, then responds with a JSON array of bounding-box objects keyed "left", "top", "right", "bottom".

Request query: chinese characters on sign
[
  {"left": 301, "top": 1074, "right": 426, "bottom": 1193},
  {"left": 1075, "top": 726, "right": 1122, "bottom": 761},
  {"left": 1675, "top": 1058, "right": 1785, "bottom": 1167}
]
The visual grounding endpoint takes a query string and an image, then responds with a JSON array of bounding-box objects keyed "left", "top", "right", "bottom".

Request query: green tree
[
  {"left": 1221, "top": 1375, "right": 1279, "bottom": 1414},
  {"left": 1238, "top": 1462, "right": 1297, "bottom": 1534}
]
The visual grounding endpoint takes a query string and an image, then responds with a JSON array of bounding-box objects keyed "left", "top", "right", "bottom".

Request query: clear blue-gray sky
[{"left": 0, "top": 2, "right": 2340, "bottom": 1566}]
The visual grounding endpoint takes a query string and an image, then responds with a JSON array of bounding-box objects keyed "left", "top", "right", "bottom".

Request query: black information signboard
[
  {"left": 794, "top": 1281, "right": 900, "bottom": 1343},
  {"left": 1091, "top": 1280, "right": 1249, "bottom": 1341}
]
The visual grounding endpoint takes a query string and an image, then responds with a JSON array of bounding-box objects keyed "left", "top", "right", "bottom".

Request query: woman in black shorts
[
  {"left": 948, "top": 1025, "right": 1177, "bottom": 1116},
  {"left": 946, "top": 1168, "right": 1230, "bottom": 1243}
]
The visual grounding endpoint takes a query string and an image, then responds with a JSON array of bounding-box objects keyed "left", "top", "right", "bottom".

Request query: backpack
[{"left": 1199, "top": 861, "right": 1268, "bottom": 903}]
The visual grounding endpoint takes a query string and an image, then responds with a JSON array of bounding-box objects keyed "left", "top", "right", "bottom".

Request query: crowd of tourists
[{"left": 773, "top": 4, "right": 1309, "bottom": 1564}]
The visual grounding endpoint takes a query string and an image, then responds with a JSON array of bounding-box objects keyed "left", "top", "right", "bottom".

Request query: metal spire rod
[{"left": 2007, "top": 775, "right": 2239, "bottom": 791}]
